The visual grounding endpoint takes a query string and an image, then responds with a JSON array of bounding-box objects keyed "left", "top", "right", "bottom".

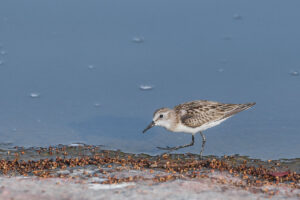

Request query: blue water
[{"left": 0, "top": 0, "right": 299, "bottom": 159}]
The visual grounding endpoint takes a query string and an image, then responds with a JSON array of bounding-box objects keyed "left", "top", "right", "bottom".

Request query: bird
[{"left": 143, "top": 100, "right": 255, "bottom": 158}]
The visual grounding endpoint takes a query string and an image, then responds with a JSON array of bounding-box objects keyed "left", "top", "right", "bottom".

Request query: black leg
[
  {"left": 199, "top": 131, "right": 206, "bottom": 159},
  {"left": 157, "top": 135, "right": 195, "bottom": 151}
]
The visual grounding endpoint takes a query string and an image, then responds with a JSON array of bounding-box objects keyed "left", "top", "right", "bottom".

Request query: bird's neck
[{"left": 162, "top": 111, "right": 179, "bottom": 132}]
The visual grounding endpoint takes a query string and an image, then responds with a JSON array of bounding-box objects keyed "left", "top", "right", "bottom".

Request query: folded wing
[{"left": 174, "top": 100, "right": 255, "bottom": 128}]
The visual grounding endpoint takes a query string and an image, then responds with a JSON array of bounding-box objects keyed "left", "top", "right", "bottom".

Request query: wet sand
[{"left": 0, "top": 145, "right": 299, "bottom": 199}]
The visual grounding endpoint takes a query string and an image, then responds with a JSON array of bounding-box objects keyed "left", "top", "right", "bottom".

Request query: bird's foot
[
  {"left": 157, "top": 146, "right": 177, "bottom": 151},
  {"left": 199, "top": 152, "right": 204, "bottom": 160}
]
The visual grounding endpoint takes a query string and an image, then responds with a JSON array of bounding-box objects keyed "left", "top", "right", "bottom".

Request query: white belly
[{"left": 173, "top": 117, "right": 229, "bottom": 134}]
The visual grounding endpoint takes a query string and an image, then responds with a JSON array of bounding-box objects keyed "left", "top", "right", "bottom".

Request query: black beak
[{"left": 143, "top": 121, "right": 155, "bottom": 133}]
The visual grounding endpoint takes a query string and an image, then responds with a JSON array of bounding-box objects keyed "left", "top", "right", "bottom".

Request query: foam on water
[
  {"left": 88, "top": 65, "right": 95, "bottom": 69},
  {"left": 139, "top": 85, "right": 154, "bottom": 91},
  {"left": 233, "top": 14, "right": 242, "bottom": 20},
  {"left": 289, "top": 70, "right": 299, "bottom": 76},
  {"left": 29, "top": 93, "right": 40, "bottom": 98},
  {"left": 93, "top": 103, "right": 101, "bottom": 107},
  {"left": 132, "top": 37, "right": 144, "bottom": 43}
]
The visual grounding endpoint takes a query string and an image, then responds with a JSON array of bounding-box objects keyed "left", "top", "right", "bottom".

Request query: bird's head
[{"left": 143, "top": 108, "right": 176, "bottom": 133}]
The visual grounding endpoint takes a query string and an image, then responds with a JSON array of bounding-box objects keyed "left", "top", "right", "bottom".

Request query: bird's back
[{"left": 174, "top": 100, "right": 255, "bottom": 128}]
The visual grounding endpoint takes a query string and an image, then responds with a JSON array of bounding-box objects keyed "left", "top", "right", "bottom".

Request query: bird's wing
[{"left": 174, "top": 100, "right": 255, "bottom": 128}]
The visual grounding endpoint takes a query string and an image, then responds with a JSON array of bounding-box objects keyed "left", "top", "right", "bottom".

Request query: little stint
[{"left": 143, "top": 100, "right": 255, "bottom": 158}]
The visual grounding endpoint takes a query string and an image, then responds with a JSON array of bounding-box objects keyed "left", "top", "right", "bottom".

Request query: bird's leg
[
  {"left": 157, "top": 135, "right": 195, "bottom": 151},
  {"left": 199, "top": 131, "right": 206, "bottom": 159}
]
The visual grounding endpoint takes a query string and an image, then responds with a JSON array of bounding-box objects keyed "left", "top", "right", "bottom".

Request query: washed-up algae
[{"left": 0, "top": 144, "right": 299, "bottom": 198}]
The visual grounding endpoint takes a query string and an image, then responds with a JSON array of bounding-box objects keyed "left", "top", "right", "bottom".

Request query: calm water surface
[{"left": 0, "top": 0, "right": 299, "bottom": 159}]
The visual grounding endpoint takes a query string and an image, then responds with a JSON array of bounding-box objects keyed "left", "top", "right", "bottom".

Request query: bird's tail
[
  {"left": 223, "top": 102, "right": 256, "bottom": 118},
  {"left": 240, "top": 102, "right": 256, "bottom": 110}
]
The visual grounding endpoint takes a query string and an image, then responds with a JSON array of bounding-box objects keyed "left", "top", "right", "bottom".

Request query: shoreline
[{"left": 0, "top": 145, "right": 299, "bottom": 199}]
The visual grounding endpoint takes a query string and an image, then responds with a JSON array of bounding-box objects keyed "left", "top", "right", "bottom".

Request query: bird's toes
[{"left": 157, "top": 146, "right": 171, "bottom": 150}]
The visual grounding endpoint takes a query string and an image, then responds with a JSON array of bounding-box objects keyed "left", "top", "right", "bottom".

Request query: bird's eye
[{"left": 159, "top": 114, "right": 163, "bottom": 118}]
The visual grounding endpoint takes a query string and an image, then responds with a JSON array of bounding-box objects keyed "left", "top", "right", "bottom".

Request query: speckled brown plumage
[{"left": 174, "top": 100, "right": 255, "bottom": 128}]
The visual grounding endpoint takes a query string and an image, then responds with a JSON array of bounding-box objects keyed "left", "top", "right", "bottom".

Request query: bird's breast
[
  {"left": 172, "top": 117, "right": 230, "bottom": 134},
  {"left": 171, "top": 123, "right": 199, "bottom": 134}
]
